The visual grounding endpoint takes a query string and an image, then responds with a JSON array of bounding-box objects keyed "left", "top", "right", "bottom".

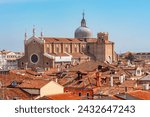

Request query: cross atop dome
[
  {"left": 81, "top": 11, "right": 86, "bottom": 27},
  {"left": 82, "top": 11, "right": 85, "bottom": 19}
]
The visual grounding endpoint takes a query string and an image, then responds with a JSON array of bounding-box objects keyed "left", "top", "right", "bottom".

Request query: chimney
[
  {"left": 25, "top": 62, "right": 28, "bottom": 70},
  {"left": 119, "top": 75, "right": 124, "bottom": 84},
  {"left": 96, "top": 72, "right": 101, "bottom": 87},
  {"left": 123, "top": 74, "right": 126, "bottom": 81},
  {"left": 110, "top": 76, "right": 113, "bottom": 87}
]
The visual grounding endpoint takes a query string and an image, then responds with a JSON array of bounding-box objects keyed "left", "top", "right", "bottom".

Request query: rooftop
[
  {"left": 69, "top": 61, "right": 106, "bottom": 72},
  {"left": 44, "top": 37, "right": 86, "bottom": 43},
  {"left": 0, "top": 88, "right": 31, "bottom": 100},
  {"left": 128, "top": 90, "right": 150, "bottom": 100},
  {"left": 16, "top": 79, "right": 50, "bottom": 89},
  {"left": 38, "top": 93, "right": 81, "bottom": 100},
  {"left": 139, "top": 75, "right": 150, "bottom": 81}
]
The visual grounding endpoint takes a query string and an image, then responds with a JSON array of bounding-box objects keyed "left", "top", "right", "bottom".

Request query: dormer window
[{"left": 11, "top": 81, "right": 18, "bottom": 87}]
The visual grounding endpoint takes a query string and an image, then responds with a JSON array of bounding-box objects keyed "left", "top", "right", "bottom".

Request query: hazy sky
[{"left": 0, "top": 0, "right": 150, "bottom": 53}]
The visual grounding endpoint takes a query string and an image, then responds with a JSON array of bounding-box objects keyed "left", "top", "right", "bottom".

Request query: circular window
[{"left": 31, "top": 54, "right": 38, "bottom": 63}]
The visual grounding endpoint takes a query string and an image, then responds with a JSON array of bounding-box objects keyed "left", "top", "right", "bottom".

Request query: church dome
[
  {"left": 75, "top": 26, "right": 92, "bottom": 38},
  {"left": 74, "top": 12, "right": 92, "bottom": 39}
]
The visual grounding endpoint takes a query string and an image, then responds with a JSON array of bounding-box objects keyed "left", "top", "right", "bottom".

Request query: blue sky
[{"left": 0, "top": 0, "right": 150, "bottom": 53}]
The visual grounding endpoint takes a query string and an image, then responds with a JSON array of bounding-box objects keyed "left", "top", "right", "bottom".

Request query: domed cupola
[{"left": 74, "top": 12, "right": 92, "bottom": 39}]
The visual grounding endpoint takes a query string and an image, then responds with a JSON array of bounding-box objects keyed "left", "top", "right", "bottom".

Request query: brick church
[{"left": 19, "top": 13, "right": 116, "bottom": 70}]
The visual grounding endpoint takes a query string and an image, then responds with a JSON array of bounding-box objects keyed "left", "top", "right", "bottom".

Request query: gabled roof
[{"left": 25, "top": 36, "right": 44, "bottom": 45}]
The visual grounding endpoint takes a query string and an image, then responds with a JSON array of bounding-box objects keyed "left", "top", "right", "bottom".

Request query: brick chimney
[
  {"left": 95, "top": 72, "right": 102, "bottom": 87},
  {"left": 110, "top": 76, "right": 113, "bottom": 87}
]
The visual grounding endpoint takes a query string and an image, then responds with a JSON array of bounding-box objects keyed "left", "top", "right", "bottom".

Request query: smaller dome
[{"left": 75, "top": 26, "right": 92, "bottom": 38}]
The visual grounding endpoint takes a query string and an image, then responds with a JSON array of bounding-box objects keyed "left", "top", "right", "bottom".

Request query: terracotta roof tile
[
  {"left": 85, "top": 38, "right": 97, "bottom": 43},
  {"left": 70, "top": 53, "right": 89, "bottom": 58},
  {"left": 128, "top": 90, "right": 150, "bottom": 100},
  {"left": 0, "top": 88, "right": 31, "bottom": 100},
  {"left": 16, "top": 79, "right": 49, "bottom": 89},
  {"left": 38, "top": 93, "right": 81, "bottom": 100},
  {"left": 44, "top": 37, "right": 85, "bottom": 43},
  {"left": 69, "top": 61, "right": 106, "bottom": 72}
]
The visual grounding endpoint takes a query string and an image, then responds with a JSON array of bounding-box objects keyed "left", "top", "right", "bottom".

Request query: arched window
[
  {"left": 56, "top": 47, "right": 59, "bottom": 53},
  {"left": 46, "top": 48, "right": 50, "bottom": 53},
  {"left": 86, "top": 92, "right": 90, "bottom": 97},
  {"left": 21, "top": 62, "right": 24, "bottom": 66},
  {"left": 75, "top": 48, "right": 77, "bottom": 52},
  {"left": 65, "top": 47, "right": 69, "bottom": 53},
  {"left": 79, "top": 92, "right": 82, "bottom": 96}
]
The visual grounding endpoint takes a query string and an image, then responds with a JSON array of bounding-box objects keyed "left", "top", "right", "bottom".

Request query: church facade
[{"left": 19, "top": 13, "right": 116, "bottom": 70}]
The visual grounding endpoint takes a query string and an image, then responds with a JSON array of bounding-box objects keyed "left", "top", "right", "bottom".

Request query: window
[
  {"left": 56, "top": 47, "right": 59, "bottom": 53},
  {"left": 22, "top": 62, "right": 24, "bottom": 66},
  {"left": 137, "top": 70, "right": 140, "bottom": 74},
  {"left": 82, "top": 45, "right": 85, "bottom": 51},
  {"left": 31, "top": 54, "right": 38, "bottom": 63},
  {"left": 86, "top": 93, "right": 90, "bottom": 97},
  {"left": 47, "top": 48, "right": 50, "bottom": 53},
  {"left": 65, "top": 47, "right": 69, "bottom": 53},
  {"left": 79, "top": 92, "right": 82, "bottom": 96},
  {"left": 75, "top": 48, "right": 77, "bottom": 52}
]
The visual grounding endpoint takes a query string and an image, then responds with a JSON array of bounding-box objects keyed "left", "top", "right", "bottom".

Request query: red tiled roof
[
  {"left": 0, "top": 74, "right": 26, "bottom": 87},
  {"left": 0, "top": 88, "right": 31, "bottom": 100},
  {"left": 38, "top": 93, "right": 81, "bottom": 100},
  {"left": 26, "top": 70, "right": 41, "bottom": 76},
  {"left": 85, "top": 38, "right": 97, "bottom": 43},
  {"left": 44, "top": 37, "right": 85, "bottom": 43},
  {"left": 128, "top": 90, "right": 150, "bottom": 100},
  {"left": 120, "top": 80, "right": 137, "bottom": 88},
  {"left": 69, "top": 61, "right": 106, "bottom": 72},
  {"left": 17, "top": 79, "right": 50, "bottom": 89},
  {"left": 70, "top": 53, "right": 89, "bottom": 58}
]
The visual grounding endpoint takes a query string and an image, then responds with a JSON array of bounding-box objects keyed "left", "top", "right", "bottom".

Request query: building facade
[
  {"left": 19, "top": 13, "right": 116, "bottom": 70},
  {"left": 134, "top": 52, "right": 150, "bottom": 62},
  {"left": 0, "top": 50, "right": 23, "bottom": 70}
]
